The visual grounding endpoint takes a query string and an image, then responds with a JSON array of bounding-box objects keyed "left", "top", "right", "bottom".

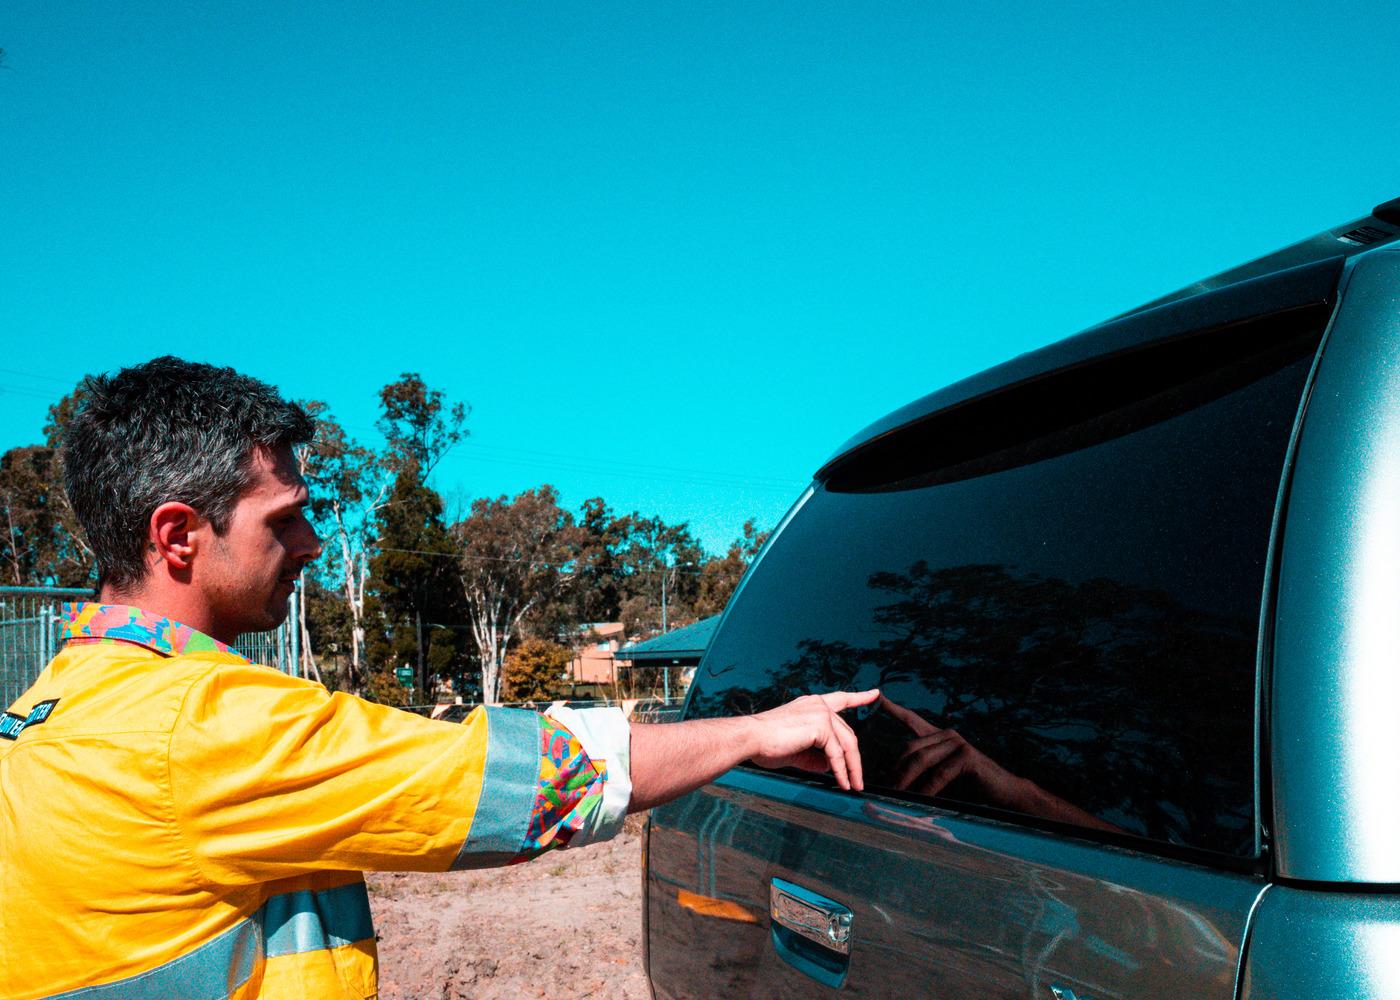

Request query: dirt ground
[{"left": 367, "top": 816, "right": 651, "bottom": 1000}]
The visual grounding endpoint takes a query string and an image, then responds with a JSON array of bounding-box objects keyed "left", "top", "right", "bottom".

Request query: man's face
[{"left": 197, "top": 444, "right": 321, "bottom": 637}]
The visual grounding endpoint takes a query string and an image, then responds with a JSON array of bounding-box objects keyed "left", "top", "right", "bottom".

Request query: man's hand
[
  {"left": 749, "top": 690, "right": 881, "bottom": 791},
  {"left": 627, "top": 689, "right": 880, "bottom": 812}
]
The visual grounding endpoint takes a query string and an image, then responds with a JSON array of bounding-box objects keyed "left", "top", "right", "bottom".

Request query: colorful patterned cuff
[
  {"left": 542, "top": 705, "right": 631, "bottom": 847},
  {"left": 516, "top": 715, "right": 610, "bottom": 859}
]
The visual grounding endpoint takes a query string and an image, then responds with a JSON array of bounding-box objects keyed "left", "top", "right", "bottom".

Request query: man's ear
[{"left": 149, "top": 502, "right": 204, "bottom": 572}]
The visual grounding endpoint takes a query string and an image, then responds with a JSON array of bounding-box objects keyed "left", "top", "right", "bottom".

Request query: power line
[
  {"left": 336, "top": 419, "right": 807, "bottom": 493},
  {"left": 0, "top": 529, "right": 730, "bottom": 573},
  {"left": 0, "top": 375, "right": 808, "bottom": 494},
  {"left": 459, "top": 449, "right": 801, "bottom": 489},
  {"left": 375, "top": 546, "right": 716, "bottom": 573},
  {"left": 0, "top": 367, "right": 81, "bottom": 388},
  {"left": 460, "top": 440, "right": 804, "bottom": 490},
  {"left": 0, "top": 366, "right": 808, "bottom": 489},
  {"left": 452, "top": 450, "right": 804, "bottom": 495},
  {"left": 0, "top": 384, "right": 64, "bottom": 404}
]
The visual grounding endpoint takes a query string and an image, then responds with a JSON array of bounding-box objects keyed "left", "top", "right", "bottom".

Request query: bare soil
[{"left": 367, "top": 817, "right": 650, "bottom": 1000}]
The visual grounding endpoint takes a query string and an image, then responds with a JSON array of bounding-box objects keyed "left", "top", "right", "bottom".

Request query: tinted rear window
[{"left": 688, "top": 311, "right": 1325, "bottom": 858}]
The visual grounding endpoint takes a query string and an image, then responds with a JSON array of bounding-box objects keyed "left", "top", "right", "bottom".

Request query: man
[{"left": 0, "top": 357, "right": 875, "bottom": 1000}]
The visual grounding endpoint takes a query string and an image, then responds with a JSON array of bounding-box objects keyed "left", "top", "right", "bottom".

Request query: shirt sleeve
[{"left": 165, "top": 660, "right": 632, "bottom": 885}]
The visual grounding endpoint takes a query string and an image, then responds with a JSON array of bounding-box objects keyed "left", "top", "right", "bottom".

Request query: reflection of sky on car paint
[{"left": 4, "top": 2, "right": 1399, "bottom": 552}]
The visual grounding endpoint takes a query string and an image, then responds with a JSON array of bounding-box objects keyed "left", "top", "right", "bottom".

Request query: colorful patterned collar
[{"left": 62, "top": 602, "right": 250, "bottom": 662}]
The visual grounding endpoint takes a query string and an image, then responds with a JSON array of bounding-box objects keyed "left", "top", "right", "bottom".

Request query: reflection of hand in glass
[
  {"left": 881, "top": 697, "right": 1022, "bottom": 801},
  {"left": 879, "top": 696, "right": 1121, "bottom": 834}
]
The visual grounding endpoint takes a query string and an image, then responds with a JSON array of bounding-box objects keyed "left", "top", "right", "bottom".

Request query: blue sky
[{"left": 2, "top": 2, "right": 1398, "bottom": 552}]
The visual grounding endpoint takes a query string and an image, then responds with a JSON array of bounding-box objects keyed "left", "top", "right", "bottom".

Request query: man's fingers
[
  {"left": 818, "top": 688, "right": 880, "bottom": 713},
  {"left": 832, "top": 712, "right": 863, "bottom": 791},
  {"left": 822, "top": 719, "right": 852, "bottom": 790},
  {"left": 752, "top": 690, "right": 877, "bottom": 792}
]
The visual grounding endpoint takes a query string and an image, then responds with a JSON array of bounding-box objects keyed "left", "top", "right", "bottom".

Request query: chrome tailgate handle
[{"left": 770, "top": 877, "right": 853, "bottom": 955}]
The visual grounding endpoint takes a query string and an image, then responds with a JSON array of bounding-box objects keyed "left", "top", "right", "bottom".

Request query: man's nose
[{"left": 297, "top": 521, "right": 323, "bottom": 562}]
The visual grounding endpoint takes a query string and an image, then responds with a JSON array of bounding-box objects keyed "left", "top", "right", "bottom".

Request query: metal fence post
[
  {"left": 0, "top": 587, "right": 91, "bottom": 707},
  {"left": 289, "top": 589, "right": 301, "bottom": 678}
]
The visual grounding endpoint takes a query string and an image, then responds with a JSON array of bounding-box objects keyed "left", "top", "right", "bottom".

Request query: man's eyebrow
[{"left": 270, "top": 494, "right": 311, "bottom": 515}]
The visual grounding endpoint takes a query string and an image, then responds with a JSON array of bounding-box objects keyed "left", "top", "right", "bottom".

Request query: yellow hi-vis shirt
[{"left": 0, "top": 603, "right": 632, "bottom": 1000}]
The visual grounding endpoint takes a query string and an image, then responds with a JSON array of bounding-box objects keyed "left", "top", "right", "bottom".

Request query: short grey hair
[{"left": 62, "top": 356, "right": 314, "bottom": 591}]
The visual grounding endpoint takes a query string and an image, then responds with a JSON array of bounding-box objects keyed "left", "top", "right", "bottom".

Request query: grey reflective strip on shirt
[
  {"left": 451, "top": 705, "right": 540, "bottom": 869},
  {"left": 261, "top": 882, "right": 374, "bottom": 958},
  {"left": 45, "top": 920, "right": 261, "bottom": 1000},
  {"left": 44, "top": 883, "right": 373, "bottom": 999}
]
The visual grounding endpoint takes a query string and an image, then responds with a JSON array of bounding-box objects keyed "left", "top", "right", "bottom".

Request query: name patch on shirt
[{"left": 0, "top": 698, "right": 59, "bottom": 740}]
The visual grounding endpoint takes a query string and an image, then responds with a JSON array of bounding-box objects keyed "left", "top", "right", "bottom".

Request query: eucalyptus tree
[{"left": 455, "top": 485, "right": 581, "bottom": 705}]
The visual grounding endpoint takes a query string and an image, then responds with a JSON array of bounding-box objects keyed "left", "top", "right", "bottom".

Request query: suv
[{"left": 644, "top": 199, "right": 1400, "bottom": 999}]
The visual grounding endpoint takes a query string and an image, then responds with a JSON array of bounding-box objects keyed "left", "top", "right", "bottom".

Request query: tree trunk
[
  {"left": 3, "top": 495, "right": 22, "bottom": 586},
  {"left": 295, "top": 571, "right": 322, "bottom": 684},
  {"left": 350, "top": 542, "right": 369, "bottom": 694},
  {"left": 468, "top": 589, "right": 506, "bottom": 706}
]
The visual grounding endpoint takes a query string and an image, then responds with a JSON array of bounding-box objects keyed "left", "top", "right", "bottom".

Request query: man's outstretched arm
[{"left": 627, "top": 689, "right": 880, "bottom": 813}]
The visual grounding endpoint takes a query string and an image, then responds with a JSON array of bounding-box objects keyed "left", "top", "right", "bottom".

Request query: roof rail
[{"left": 1106, "top": 197, "right": 1400, "bottom": 323}]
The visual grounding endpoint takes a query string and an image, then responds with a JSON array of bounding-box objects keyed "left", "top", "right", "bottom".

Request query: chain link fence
[{"left": 1, "top": 586, "right": 300, "bottom": 708}]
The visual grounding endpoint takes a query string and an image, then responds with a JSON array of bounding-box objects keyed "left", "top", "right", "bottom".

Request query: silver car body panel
[
  {"left": 1271, "top": 249, "right": 1400, "bottom": 882},
  {"left": 648, "top": 770, "right": 1265, "bottom": 999},
  {"left": 1240, "top": 886, "right": 1400, "bottom": 998}
]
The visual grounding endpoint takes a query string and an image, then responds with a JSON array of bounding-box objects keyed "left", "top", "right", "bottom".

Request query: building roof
[
  {"left": 578, "top": 621, "right": 626, "bottom": 639},
  {"left": 620, "top": 615, "right": 720, "bottom": 664}
]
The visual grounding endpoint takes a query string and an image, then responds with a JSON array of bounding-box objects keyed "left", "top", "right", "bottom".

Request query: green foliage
[
  {"left": 692, "top": 519, "right": 770, "bottom": 618},
  {"left": 367, "top": 465, "right": 469, "bottom": 695},
  {"left": 295, "top": 400, "right": 390, "bottom": 694},
  {"left": 501, "top": 637, "right": 572, "bottom": 702},
  {"left": 376, "top": 372, "right": 468, "bottom": 477},
  {"left": 0, "top": 391, "right": 95, "bottom": 588},
  {"left": 302, "top": 577, "right": 353, "bottom": 689},
  {"left": 364, "top": 655, "right": 411, "bottom": 707},
  {"left": 353, "top": 374, "right": 472, "bottom": 699},
  {"left": 566, "top": 497, "right": 625, "bottom": 624},
  {"left": 43, "top": 389, "right": 84, "bottom": 450},
  {"left": 456, "top": 484, "right": 580, "bottom": 703},
  {"left": 564, "top": 498, "right": 707, "bottom": 637},
  {"left": 300, "top": 400, "right": 385, "bottom": 528}
]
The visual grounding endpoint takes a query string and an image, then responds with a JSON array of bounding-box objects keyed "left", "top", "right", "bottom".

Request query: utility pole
[
  {"left": 415, "top": 608, "right": 424, "bottom": 700},
  {"left": 660, "top": 557, "right": 694, "bottom": 633}
]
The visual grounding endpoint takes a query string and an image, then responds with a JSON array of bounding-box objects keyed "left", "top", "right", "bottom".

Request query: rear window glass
[{"left": 688, "top": 313, "right": 1325, "bottom": 857}]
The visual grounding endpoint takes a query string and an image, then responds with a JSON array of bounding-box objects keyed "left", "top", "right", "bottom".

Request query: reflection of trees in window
[{"left": 694, "top": 562, "right": 1255, "bottom": 855}]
